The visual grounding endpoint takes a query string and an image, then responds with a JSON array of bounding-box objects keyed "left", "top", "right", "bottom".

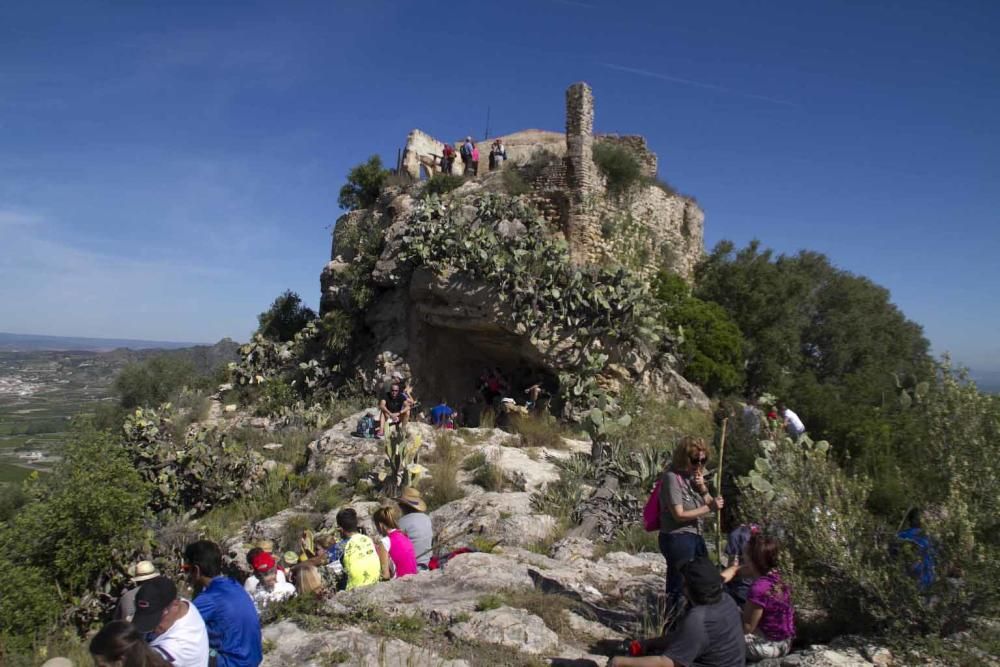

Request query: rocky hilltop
[{"left": 319, "top": 83, "right": 708, "bottom": 413}]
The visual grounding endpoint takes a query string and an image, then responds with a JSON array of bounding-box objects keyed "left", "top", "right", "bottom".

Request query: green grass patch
[{"left": 509, "top": 414, "right": 568, "bottom": 450}]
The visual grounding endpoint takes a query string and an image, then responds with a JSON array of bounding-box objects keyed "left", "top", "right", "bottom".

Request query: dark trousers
[{"left": 659, "top": 531, "right": 708, "bottom": 609}]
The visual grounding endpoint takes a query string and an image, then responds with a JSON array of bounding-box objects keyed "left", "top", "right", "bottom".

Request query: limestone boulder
[
  {"left": 248, "top": 509, "right": 323, "bottom": 545},
  {"left": 334, "top": 552, "right": 534, "bottom": 623},
  {"left": 449, "top": 606, "right": 560, "bottom": 655},
  {"left": 261, "top": 620, "right": 468, "bottom": 667},
  {"left": 430, "top": 491, "right": 558, "bottom": 550}
]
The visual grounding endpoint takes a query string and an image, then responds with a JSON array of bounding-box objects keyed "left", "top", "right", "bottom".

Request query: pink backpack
[{"left": 642, "top": 479, "right": 663, "bottom": 532}]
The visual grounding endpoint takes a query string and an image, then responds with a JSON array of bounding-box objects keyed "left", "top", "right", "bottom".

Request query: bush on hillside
[
  {"left": 0, "top": 565, "right": 63, "bottom": 654},
  {"left": 121, "top": 406, "right": 266, "bottom": 514},
  {"left": 338, "top": 155, "right": 389, "bottom": 210},
  {"left": 1, "top": 426, "right": 150, "bottom": 611},
  {"left": 423, "top": 173, "right": 465, "bottom": 197},
  {"left": 651, "top": 271, "right": 744, "bottom": 396},
  {"left": 114, "top": 356, "right": 206, "bottom": 410},
  {"left": 256, "top": 290, "right": 317, "bottom": 343},
  {"left": 593, "top": 142, "right": 643, "bottom": 198}
]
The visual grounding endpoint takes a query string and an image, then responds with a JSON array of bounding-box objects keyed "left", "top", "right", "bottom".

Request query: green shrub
[
  {"left": 509, "top": 414, "right": 568, "bottom": 450},
  {"left": 256, "top": 290, "right": 317, "bottom": 343},
  {"left": 419, "top": 434, "right": 467, "bottom": 511},
  {"left": 423, "top": 173, "right": 465, "bottom": 196},
  {"left": 593, "top": 142, "right": 643, "bottom": 198},
  {"left": 2, "top": 426, "right": 150, "bottom": 598},
  {"left": 310, "top": 482, "right": 346, "bottom": 514},
  {"left": 501, "top": 168, "right": 532, "bottom": 195},
  {"left": 471, "top": 459, "right": 506, "bottom": 492},
  {"left": 338, "top": 155, "right": 388, "bottom": 210},
  {"left": 0, "top": 565, "right": 63, "bottom": 654},
  {"left": 475, "top": 593, "right": 505, "bottom": 611},
  {"left": 114, "top": 356, "right": 206, "bottom": 410},
  {"left": 255, "top": 378, "right": 298, "bottom": 417}
]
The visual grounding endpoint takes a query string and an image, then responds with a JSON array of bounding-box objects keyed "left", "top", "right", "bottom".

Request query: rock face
[{"left": 450, "top": 606, "right": 560, "bottom": 655}]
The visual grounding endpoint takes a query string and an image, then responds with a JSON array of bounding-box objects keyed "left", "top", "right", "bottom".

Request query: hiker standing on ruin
[
  {"left": 490, "top": 139, "right": 507, "bottom": 170},
  {"left": 441, "top": 143, "right": 456, "bottom": 175},
  {"left": 461, "top": 137, "right": 474, "bottom": 175},
  {"left": 658, "top": 436, "right": 724, "bottom": 625}
]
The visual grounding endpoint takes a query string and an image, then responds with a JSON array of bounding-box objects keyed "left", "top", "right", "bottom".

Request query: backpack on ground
[
  {"left": 642, "top": 478, "right": 663, "bottom": 532},
  {"left": 355, "top": 413, "right": 377, "bottom": 439}
]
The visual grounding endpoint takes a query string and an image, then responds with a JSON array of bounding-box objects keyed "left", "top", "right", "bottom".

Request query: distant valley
[{"left": 0, "top": 334, "right": 240, "bottom": 485}]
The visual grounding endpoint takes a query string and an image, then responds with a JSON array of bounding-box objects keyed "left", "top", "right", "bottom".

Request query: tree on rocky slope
[
  {"left": 256, "top": 290, "right": 317, "bottom": 343},
  {"left": 337, "top": 155, "right": 389, "bottom": 211}
]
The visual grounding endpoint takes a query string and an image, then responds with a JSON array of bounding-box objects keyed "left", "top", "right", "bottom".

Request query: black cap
[
  {"left": 681, "top": 556, "right": 723, "bottom": 601},
  {"left": 132, "top": 576, "right": 177, "bottom": 633}
]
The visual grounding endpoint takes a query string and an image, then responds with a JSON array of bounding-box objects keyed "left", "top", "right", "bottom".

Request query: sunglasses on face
[{"left": 690, "top": 455, "right": 708, "bottom": 465}]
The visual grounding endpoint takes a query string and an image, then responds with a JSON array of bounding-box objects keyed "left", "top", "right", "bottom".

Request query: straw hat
[
  {"left": 128, "top": 560, "right": 160, "bottom": 583},
  {"left": 396, "top": 486, "right": 427, "bottom": 513},
  {"left": 282, "top": 551, "right": 299, "bottom": 567},
  {"left": 256, "top": 539, "right": 274, "bottom": 553}
]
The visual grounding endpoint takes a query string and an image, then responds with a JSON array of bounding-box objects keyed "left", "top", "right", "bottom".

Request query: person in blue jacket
[{"left": 184, "top": 540, "right": 263, "bottom": 667}]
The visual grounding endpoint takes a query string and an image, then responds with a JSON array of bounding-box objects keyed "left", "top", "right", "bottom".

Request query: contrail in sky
[{"left": 602, "top": 63, "right": 799, "bottom": 108}]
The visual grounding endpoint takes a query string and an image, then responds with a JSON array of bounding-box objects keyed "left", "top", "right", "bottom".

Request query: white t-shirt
[
  {"left": 149, "top": 599, "right": 210, "bottom": 667},
  {"left": 252, "top": 580, "right": 295, "bottom": 611},
  {"left": 243, "top": 569, "right": 287, "bottom": 595},
  {"left": 783, "top": 408, "right": 805, "bottom": 436}
]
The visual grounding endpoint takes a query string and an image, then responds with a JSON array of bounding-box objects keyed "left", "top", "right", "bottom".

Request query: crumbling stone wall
[
  {"left": 564, "top": 82, "right": 600, "bottom": 264},
  {"left": 595, "top": 134, "right": 658, "bottom": 178}
]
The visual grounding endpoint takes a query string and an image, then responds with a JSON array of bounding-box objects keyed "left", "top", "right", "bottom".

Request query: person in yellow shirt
[{"left": 336, "top": 508, "right": 382, "bottom": 590}]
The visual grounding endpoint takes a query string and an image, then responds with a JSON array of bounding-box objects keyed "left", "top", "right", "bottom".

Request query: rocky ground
[{"left": 230, "top": 411, "right": 995, "bottom": 667}]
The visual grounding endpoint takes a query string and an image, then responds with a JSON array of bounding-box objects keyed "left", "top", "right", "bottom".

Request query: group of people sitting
[
  {"left": 357, "top": 369, "right": 552, "bottom": 438},
  {"left": 92, "top": 487, "right": 437, "bottom": 667},
  {"left": 610, "top": 436, "right": 797, "bottom": 666}
]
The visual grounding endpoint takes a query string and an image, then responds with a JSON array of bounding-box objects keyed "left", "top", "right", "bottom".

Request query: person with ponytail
[{"left": 90, "top": 621, "right": 171, "bottom": 667}]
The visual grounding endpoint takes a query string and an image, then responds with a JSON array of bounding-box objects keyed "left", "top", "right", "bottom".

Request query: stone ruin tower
[{"left": 564, "top": 82, "right": 599, "bottom": 264}]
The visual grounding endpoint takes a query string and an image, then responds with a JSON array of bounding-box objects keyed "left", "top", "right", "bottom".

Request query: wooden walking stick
[{"left": 715, "top": 417, "right": 728, "bottom": 564}]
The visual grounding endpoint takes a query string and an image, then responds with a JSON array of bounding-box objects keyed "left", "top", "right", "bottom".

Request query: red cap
[{"left": 251, "top": 551, "right": 276, "bottom": 573}]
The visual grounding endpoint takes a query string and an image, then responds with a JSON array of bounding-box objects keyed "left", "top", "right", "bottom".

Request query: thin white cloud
[
  {"left": 603, "top": 62, "right": 799, "bottom": 108},
  {"left": 0, "top": 209, "right": 43, "bottom": 228}
]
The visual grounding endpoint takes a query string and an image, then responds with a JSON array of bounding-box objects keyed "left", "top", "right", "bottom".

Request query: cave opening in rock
[{"left": 407, "top": 325, "right": 560, "bottom": 417}]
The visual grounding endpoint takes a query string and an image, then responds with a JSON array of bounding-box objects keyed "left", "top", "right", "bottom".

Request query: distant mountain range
[{"left": 0, "top": 332, "right": 209, "bottom": 353}]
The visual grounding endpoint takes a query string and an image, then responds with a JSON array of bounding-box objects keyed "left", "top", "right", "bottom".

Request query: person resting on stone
[
  {"left": 132, "top": 576, "right": 210, "bottom": 667},
  {"left": 429, "top": 398, "right": 455, "bottom": 429},
  {"left": 336, "top": 508, "right": 382, "bottom": 590},
  {"left": 90, "top": 621, "right": 172, "bottom": 667},
  {"left": 378, "top": 383, "right": 410, "bottom": 434},
  {"left": 248, "top": 551, "right": 295, "bottom": 612},
  {"left": 721, "top": 532, "right": 795, "bottom": 661},
  {"left": 395, "top": 486, "right": 433, "bottom": 570},
  {"left": 373, "top": 505, "right": 419, "bottom": 578},
  {"left": 721, "top": 524, "right": 759, "bottom": 607},
  {"left": 610, "top": 556, "right": 745, "bottom": 667},
  {"left": 294, "top": 563, "right": 325, "bottom": 598},
  {"left": 243, "top": 547, "right": 288, "bottom": 595}
]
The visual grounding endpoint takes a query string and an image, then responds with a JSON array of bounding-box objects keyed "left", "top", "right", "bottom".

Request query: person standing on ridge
[
  {"left": 183, "top": 540, "right": 262, "bottom": 667},
  {"left": 658, "top": 436, "right": 724, "bottom": 625},
  {"left": 471, "top": 141, "right": 480, "bottom": 175},
  {"left": 490, "top": 139, "right": 507, "bottom": 170},
  {"left": 777, "top": 401, "right": 805, "bottom": 438},
  {"left": 442, "top": 143, "right": 456, "bottom": 174},
  {"left": 461, "top": 137, "right": 474, "bottom": 175}
]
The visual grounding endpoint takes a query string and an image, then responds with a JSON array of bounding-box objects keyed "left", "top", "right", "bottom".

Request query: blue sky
[{"left": 1, "top": 1, "right": 997, "bottom": 371}]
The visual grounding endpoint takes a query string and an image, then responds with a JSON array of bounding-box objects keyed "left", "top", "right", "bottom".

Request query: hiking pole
[{"left": 715, "top": 417, "right": 728, "bottom": 564}]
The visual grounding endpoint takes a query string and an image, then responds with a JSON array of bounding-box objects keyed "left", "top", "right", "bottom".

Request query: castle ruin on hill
[
  {"left": 320, "top": 82, "right": 709, "bottom": 410},
  {"left": 398, "top": 82, "right": 704, "bottom": 280}
]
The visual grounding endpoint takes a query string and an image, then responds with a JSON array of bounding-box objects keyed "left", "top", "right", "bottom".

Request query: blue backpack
[{"left": 356, "top": 414, "right": 377, "bottom": 438}]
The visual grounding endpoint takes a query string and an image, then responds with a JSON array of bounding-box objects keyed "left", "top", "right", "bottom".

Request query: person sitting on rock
[
  {"left": 336, "top": 508, "right": 382, "bottom": 590},
  {"left": 378, "top": 383, "right": 411, "bottom": 434},
  {"left": 460, "top": 394, "right": 483, "bottom": 428},
  {"left": 293, "top": 563, "right": 325, "bottom": 598},
  {"left": 113, "top": 559, "right": 161, "bottom": 622},
  {"left": 395, "top": 487, "right": 433, "bottom": 570},
  {"left": 373, "top": 506, "right": 419, "bottom": 578},
  {"left": 132, "top": 575, "right": 210, "bottom": 667},
  {"left": 248, "top": 551, "right": 296, "bottom": 612},
  {"left": 430, "top": 398, "right": 455, "bottom": 429},
  {"left": 183, "top": 540, "right": 263, "bottom": 667},
  {"left": 722, "top": 532, "right": 795, "bottom": 661},
  {"left": 611, "top": 556, "right": 746, "bottom": 667},
  {"left": 720, "top": 524, "right": 759, "bottom": 607},
  {"left": 90, "top": 621, "right": 172, "bottom": 667}
]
